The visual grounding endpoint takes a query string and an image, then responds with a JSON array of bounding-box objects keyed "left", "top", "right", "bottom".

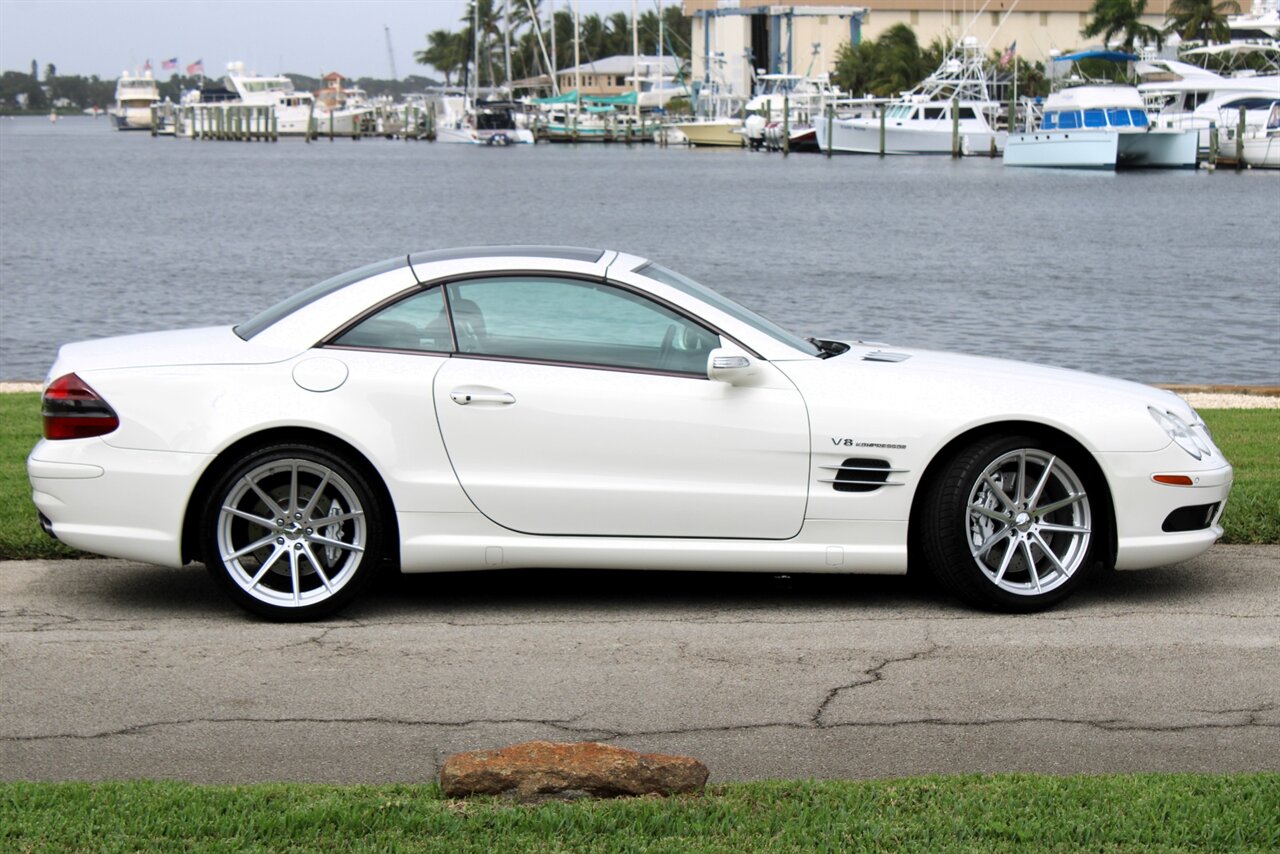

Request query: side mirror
[{"left": 707, "top": 349, "right": 759, "bottom": 385}]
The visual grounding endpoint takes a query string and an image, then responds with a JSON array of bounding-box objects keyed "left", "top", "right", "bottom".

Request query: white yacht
[
  {"left": 221, "top": 62, "right": 365, "bottom": 136},
  {"left": 1004, "top": 86, "right": 1198, "bottom": 169},
  {"left": 426, "top": 90, "right": 535, "bottom": 144},
  {"left": 110, "top": 70, "right": 160, "bottom": 131},
  {"left": 1228, "top": 0, "right": 1280, "bottom": 41},
  {"left": 814, "top": 38, "right": 1007, "bottom": 155},
  {"left": 1138, "top": 51, "right": 1280, "bottom": 153}
]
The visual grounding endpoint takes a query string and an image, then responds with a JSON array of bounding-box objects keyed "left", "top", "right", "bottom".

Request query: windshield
[{"left": 635, "top": 262, "right": 821, "bottom": 357}]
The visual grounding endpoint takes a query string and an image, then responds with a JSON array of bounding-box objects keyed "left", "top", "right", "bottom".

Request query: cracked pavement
[{"left": 2, "top": 545, "right": 1278, "bottom": 783}]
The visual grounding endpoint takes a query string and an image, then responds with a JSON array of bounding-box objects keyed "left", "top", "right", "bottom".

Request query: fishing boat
[
  {"left": 669, "top": 79, "right": 746, "bottom": 147},
  {"left": 741, "top": 73, "right": 842, "bottom": 151},
  {"left": 814, "top": 37, "right": 1007, "bottom": 155},
  {"left": 110, "top": 70, "right": 160, "bottom": 131}
]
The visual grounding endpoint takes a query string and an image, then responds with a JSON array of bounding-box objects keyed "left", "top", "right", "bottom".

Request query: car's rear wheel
[
  {"left": 921, "top": 434, "right": 1097, "bottom": 612},
  {"left": 200, "top": 443, "right": 383, "bottom": 621}
]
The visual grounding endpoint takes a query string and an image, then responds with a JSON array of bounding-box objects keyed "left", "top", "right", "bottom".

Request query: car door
[{"left": 431, "top": 274, "right": 811, "bottom": 539}]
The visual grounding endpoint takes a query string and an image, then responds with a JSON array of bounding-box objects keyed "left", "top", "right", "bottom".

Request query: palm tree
[
  {"left": 832, "top": 39, "right": 878, "bottom": 96},
  {"left": 871, "top": 24, "right": 928, "bottom": 97},
  {"left": 1081, "top": 0, "right": 1165, "bottom": 52},
  {"left": 605, "top": 11, "right": 632, "bottom": 57},
  {"left": 579, "top": 13, "right": 608, "bottom": 63},
  {"left": 414, "top": 29, "right": 466, "bottom": 85},
  {"left": 1165, "top": 0, "right": 1241, "bottom": 43},
  {"left": 462, "top": 0, "right": 505, "bottom": 86}
]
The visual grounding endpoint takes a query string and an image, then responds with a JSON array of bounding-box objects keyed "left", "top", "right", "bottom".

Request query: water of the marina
[{"left": 1, "top": 116, "right": 1277, "bottom": 384}]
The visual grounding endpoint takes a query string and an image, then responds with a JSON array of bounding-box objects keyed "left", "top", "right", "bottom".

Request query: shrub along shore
[{"left": 1, "top": 392, "right": 1276, "bottom": 560}]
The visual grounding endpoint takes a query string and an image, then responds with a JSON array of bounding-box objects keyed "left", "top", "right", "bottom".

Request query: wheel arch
[
  {"left": 181, "top": 427, "right": 400, "bottom": 566},
  {"left": 907, "top": 420, "right": 1117, "bottom": 569}
]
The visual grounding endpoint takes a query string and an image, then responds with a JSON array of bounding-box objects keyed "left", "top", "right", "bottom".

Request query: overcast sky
[{"left": 0, "top": 0, "right": 647, "bottom": 80}]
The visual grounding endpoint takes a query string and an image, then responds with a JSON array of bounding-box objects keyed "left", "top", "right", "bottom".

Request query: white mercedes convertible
[{"left": 28, "top": 247, "right": 1232, "bottom": 619}]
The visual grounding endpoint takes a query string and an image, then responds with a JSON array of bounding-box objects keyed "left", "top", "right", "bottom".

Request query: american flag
[
  {"left": 186, "top": 59, "right": 204, "bottom": 76},
  {"left": 161, "top": 57, "right": 178, "bottom": 71},
  {"left": 142, "top": 59, "right": 152, "bottom": 72},
  {"left": 999, "top": 41, "right": 1017, "bottom": 68}
]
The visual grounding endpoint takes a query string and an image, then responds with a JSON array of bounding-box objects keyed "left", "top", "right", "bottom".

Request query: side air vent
[{"left": 819, "top": 458, "right": 907, "bottom": 493}]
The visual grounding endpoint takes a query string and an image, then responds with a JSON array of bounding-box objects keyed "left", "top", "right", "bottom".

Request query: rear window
[{"left": 235, "top": 256, "right": 408, "bottom": 340}]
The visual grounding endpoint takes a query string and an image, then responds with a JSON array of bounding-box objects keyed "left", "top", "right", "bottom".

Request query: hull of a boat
[
  {"left": 1117, "top": 129, "right": 1198, "bottom": 168},
  {"left": 815, "top": 117, "right": 1006, "bottom": 155},
  {"left": 1243, "top": 134, "right": 1280, "bottom": 168},
  {"left": 1004, "top": 128, "right": 1197, "bottom": 169},
  {"left": 1004, "top": 130, "right": 1120, "bottom": 168},
  {"left": 301, "top": 108, "right": 364, "bottom": 136},
  {"left": 672, "top": 120, "right": 744, "bottom": 147},
  {"left": 437, "top": 125, "right": 535, "bottom": 144},
  {"left": 541, "top": 123, "right": 609, "bottom": 143},
  {"left": 111, "top": 107, "right": 154, "bottom": 131}
]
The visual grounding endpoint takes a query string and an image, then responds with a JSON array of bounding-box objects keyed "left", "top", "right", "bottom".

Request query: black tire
[
  {"left": 919, "top": 434, "right": 1100, "bottom": 612},
  {"left": 200, "top": 442, "right": 385, "bottom": 621}
]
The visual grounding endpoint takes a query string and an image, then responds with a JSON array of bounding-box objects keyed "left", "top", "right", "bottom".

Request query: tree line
[
  {"left": 0, "top": 63, "right": 116, "bottom": 112},
  {"left": 414, "top": 0, "right": 692, "bottom": 87}
]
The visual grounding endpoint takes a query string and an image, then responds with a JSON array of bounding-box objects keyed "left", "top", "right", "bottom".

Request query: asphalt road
[{"left": 3, "top": 546, "right": 1277, "bottom": 784}]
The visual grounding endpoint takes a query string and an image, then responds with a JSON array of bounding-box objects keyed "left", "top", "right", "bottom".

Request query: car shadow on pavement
[{"left": 69, "top": 556, "right": 1233, "bottom": 622}]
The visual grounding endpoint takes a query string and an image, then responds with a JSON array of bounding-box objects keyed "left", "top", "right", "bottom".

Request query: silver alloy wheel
[
  {"left": 966, "top": 448, "right": 1092, "bottom": 596},
  {"left": 215, "top": 458, "right": 366, "bottom": 609}
]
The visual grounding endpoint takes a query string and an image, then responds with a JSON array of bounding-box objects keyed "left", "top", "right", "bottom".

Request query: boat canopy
[
  {"left": 532, "top": 90, "right": 580, "bottom": 105},
  {"left": 531, "top": 90, "right": 638, "bottom": 107},
  {"left": 1181, "top": 43, "right": 1279, "bottom": 57},
  {"left": 1053, "top": 50, "right": 1140, "bottom": 63}
]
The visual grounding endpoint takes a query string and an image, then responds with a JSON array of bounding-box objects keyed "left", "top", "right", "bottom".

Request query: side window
[
  {"left": 445, "top": 276, "right": 720, "bottom": 374},
  {"left": 331, "top": 287, "right": 450, "bottom": 352}
]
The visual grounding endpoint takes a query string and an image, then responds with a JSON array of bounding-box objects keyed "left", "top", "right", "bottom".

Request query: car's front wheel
[
  {"left": 921, "top": 435, "right": 1099, "bottom": 612},
  {"left": 200, "top": 443, "right": 384, "bottom": 621}
]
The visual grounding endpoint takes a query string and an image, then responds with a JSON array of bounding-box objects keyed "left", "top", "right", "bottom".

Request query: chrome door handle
[{"left": 450, "top": 391, "right": 516, "bottom": 405}]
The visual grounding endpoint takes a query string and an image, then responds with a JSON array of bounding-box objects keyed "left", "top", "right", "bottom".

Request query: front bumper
[
  {"left": 1098, "top": 445, "right": 1233, "bottom": 570},
  {"left": 28, "top": 438, "right": 212, "bottom": 567}
]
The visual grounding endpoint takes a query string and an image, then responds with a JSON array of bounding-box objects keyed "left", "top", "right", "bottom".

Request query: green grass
[
  {"left": 1202, "top": 409, "right": 1280, "bottom": 544},
  {"left": 2, "top": 775, "right": 1277, "bottom": 852},
  {"left": 0, "top": 394, "right": 78, "bottom": 560},
  {"left": 1, "top": 393, "right": 1276, "bottom": 559}
]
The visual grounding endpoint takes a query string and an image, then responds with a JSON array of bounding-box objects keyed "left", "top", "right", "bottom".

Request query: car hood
[
  {"left": 777, "top": 342, "right": 1195, "bottom": 454},
  {"left": 45, "top": 326, "right": 299, "bottom": 381}
]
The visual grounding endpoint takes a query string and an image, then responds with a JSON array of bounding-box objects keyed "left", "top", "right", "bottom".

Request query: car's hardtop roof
[{"left": 407, "top": 246, "right": 606, "bottom": 274}]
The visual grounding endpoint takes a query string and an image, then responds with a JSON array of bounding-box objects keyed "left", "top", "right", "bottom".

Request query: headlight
[{"left": 1149, "top": 407, "right": 1213, "bottom": 460}]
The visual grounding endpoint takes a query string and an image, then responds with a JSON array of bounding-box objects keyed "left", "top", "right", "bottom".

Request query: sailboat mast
[
  {"left": 550, "top": 0, "right": 557, "bottom": 84},
  {"left": 504, "top": 0, "right": 512, "bottom": 92},
  {"left": 574, "top": 0, "right": 581, "bottom": 113},
  {"left": 472, "top": 0, "right": 480, "bottom": 103},
  {"left": 632, "top": 0, "right": 640, "bottom": 121}
]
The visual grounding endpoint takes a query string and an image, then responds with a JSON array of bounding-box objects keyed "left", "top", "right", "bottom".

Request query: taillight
[{"left": 42, "top": 373, "right": 120, "bottom": 440}]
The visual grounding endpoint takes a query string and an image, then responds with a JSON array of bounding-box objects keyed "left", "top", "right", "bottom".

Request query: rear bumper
[{"left": 28, "top": 438, "right": 212, "bottom": 567}]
